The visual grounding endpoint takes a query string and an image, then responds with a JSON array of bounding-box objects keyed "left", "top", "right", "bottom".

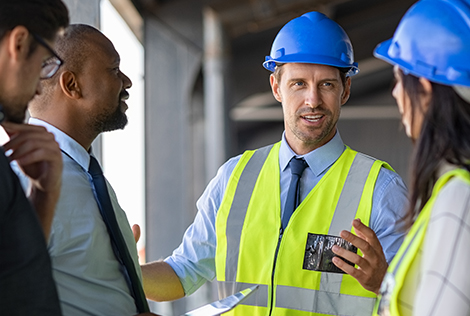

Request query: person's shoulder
[
  {"left": 352, "top": 150, "right": 406, "bottom": 183},
  {"left": 375, "top": 166, "right": 407, "bottom": 194},
  {"left": 350, "top": 150, "right": 408, "bottom": 197},
  {"left": 352, "top": 150, "right": 390, "bottom": 165},
  {"left": 213, "top": 146, "right": 272, "bottom": 187},
  {"left": 215, "top": 154, "right": 243, "bottom": 182},
  {"left": 434, "top": 175, "right": 470, "bottom": 211},
  {"left": 448, "top": 173, "right": 470, "bottom": 188},
  {"left": 221, "top": 144, "right": 275, "bottom": 173},
  {"left": 379, "top": 165, "right": 404, "bottom": 181}
]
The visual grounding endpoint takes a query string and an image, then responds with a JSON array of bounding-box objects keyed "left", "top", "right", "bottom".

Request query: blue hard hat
[
  {"left": 374, "top": 0, "right": 470, "bottom": 87},
  {"left": 263, "top": 11, "right": 359, "bottom": 77}
]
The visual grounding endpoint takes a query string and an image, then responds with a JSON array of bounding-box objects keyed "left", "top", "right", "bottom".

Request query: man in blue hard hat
[{"left": 141, "top": 12, "right": 408, "bottom": 316}]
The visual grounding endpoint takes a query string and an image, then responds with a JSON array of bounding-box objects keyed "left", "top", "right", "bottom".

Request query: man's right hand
[{"left": 2, "top": 121, "right": 63, "bottom": 238}]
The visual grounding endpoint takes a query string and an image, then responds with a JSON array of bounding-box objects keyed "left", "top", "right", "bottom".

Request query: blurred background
[{"left": 61, "top": 0, "right": 416, "bottom": 314}]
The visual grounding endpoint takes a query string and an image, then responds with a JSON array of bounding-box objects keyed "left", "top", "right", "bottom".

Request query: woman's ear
[{"left": 419, "top": 77, "right": 433, "bottom": 112}]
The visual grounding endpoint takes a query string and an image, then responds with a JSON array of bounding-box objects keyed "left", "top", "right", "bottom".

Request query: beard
[
  {"left": 0, "top": 102, "right": 28, "bottom": 124},
  {"left": 94, "top": 103, "right": 128, "bottom": 133},
  {"left": 0, "top": 83, "right": 37, "bottom": 124},
  {"left": 288, "top": 106, "right": 338, "bottom": 147}
]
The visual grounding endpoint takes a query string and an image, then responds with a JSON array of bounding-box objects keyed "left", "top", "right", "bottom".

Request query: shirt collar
[
  {"left": 279, "top": 131, "right": 346, "bottom": 176},
  {"left": 29, "top": 117, "right": 91, "bottom": 171}
]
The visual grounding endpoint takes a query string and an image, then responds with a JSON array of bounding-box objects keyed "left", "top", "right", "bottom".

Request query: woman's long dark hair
[{"left": 400, "top": 70, "right": 470, "bottom": 228}]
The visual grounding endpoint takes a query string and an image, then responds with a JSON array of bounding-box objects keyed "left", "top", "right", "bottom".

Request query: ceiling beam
[{"left": 109, "top": 0, "right": 143, "bottom": 43}]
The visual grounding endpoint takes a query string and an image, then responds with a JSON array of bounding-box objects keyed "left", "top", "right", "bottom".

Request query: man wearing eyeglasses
[{"left": 0, "top": 1, "right": 69, "bottom": 315}]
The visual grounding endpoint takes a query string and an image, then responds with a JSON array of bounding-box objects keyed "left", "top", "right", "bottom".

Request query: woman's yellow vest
[
  {"left": 215, "top": 142, "right": 393, "bottom": 316},
  {"left": 374, "top": 168, "right": 470, "bottom": 316}
]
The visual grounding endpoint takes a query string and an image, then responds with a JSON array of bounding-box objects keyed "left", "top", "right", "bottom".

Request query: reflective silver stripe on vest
[
  {"left": 222, "top": 148, "right": 377, "bottom": 314},
  {"left": 218, "top": 281, "right": 269, "bottom": 307},
  {"left": 276, "top": 285, "right": 375, "bottom": 316},
  {"left": 224, "top": 145, "right": 273, "bottom": 282},
  {"left": 319, "top": 153, "right": 376, "bottom": 295}
]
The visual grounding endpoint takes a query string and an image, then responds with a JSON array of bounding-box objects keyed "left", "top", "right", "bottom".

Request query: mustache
[{"left": 296, "top": 106, "right": 331, "bottom": 116}]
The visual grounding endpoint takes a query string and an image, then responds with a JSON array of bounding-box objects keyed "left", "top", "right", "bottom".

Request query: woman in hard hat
[{"left": 373, "top": 0, "right": 470, "bottom": 315}]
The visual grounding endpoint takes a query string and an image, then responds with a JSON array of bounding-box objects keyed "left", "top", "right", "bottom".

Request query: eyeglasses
[{"left": 31, "top": 33, "right": 64, "bottom": 79}]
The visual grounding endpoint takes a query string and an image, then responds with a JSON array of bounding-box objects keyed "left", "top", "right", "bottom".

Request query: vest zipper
[{"left": 268, "top": 227, "right": 284, "bottom": 316}]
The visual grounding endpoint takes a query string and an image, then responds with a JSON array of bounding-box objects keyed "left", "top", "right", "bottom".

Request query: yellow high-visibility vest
[
  {"left": 216, "top": 142, "right": 392, "bottom": 316},
  {"left": 374, "top": 168, "right": 470, "bottom": 316}
]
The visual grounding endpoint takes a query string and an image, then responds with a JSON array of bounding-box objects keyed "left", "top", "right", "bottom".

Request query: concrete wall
[
  {"left": 143, "top": 12, "right": 211, "bottom": 315},
  {"left": 62, "top": 0, "right": 100, "bottom": 26}
]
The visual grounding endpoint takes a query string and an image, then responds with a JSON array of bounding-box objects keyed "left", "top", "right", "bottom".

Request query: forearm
[{"left": 141, "top": 260, "right": 185, "bottom": 302}]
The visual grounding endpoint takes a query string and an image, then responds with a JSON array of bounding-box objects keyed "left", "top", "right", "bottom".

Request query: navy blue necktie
[
  {"left": 88, "top": 156, "right": 150, "bottom": 313},
  {"left": 282, "top": 157, "right": 308, "bottom": 231}
]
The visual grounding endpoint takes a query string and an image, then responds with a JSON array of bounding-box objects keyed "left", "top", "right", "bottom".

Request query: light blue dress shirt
[
  {"left": 165, "top": 132, "right": 408, "bottom": 296},
  {"left": 14, "top": 118, "right": 142, "bottom": 316}
]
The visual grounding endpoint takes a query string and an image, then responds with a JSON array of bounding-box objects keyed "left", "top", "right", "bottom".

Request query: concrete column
[
  {"left": 61, "top": 0, "right": 102, "bottom": 161},
  {"left": 62, "top": 0, "right": 100, "bottom": 26},
  {"left": 203, "top": 7, "right": 230, "bottom": 181},
  {"left": 144, "top": 15, "right": 203, "bottom": 316}
]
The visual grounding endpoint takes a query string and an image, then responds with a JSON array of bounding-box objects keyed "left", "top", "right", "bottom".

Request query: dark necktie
[
  {"left": 282, "top": 157, "right": 308, "bottom": 231},
  {"left": 88, "top": 156, "right": 150, "bottom": 313}
]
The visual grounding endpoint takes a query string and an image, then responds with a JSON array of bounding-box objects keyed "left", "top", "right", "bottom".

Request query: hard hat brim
[
  {"left": 374, "top": 38, "right": 428, "bottom": 80},
  {"left": 374, "top": 38, "right": 470, "bottom": 87},
  {"left": 373, "top": 39, "right": 403, "bottom": 70},
  {"left": 263, "top": 57, "right": 359, "bottom": 77}
]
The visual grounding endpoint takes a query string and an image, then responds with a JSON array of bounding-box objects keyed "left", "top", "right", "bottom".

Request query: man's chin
[
  {"left": 0, "top": 98, "right": 29, "bottom": 124},
  {"left": 101, "top": 114, "right": 128, "bottom": 132},
  {"left": 3, "top": 111, "right": 27, "bottom": 124},
  {"left": 1, "top": 101, "right": 28, "bottom": 123}
]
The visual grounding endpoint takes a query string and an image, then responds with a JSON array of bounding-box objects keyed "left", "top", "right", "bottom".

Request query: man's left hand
[
  {"left": 132, "top": 224, "right": 141, "bottom": 244},
  {"left": 331, "top": 218, "right": 387, "bottom": 295}
]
